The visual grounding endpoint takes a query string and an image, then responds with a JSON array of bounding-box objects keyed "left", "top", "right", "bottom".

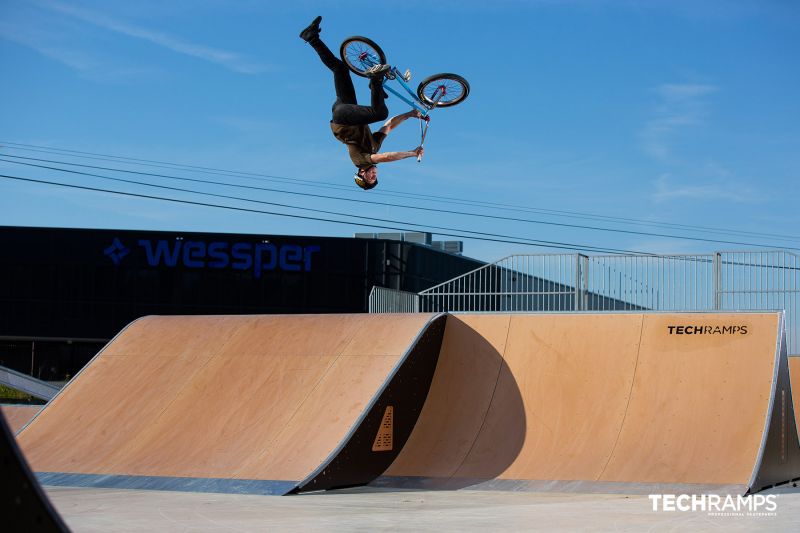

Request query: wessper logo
[
  {"left": 667, "top": 325, "right": 748, "bottom": 335},
  {"left": 104, "top": 237, "right": 130, "bottom": 266},
  {"left": 105, "top": 237, "right": 320, "bottom": 278}
]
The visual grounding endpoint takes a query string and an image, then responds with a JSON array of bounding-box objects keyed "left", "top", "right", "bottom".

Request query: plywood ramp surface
[
  {"left": 599, "top": 314, "right": 780, "bottom": 486},
  {"left": 380, "top": 312, "right": 800, "bottom": 494},
  {"left": 17, "top": 313, "right": 440, "bottom": 494},
  {"left": 1, "top": 405, "right": 42, "bottom": 434}
]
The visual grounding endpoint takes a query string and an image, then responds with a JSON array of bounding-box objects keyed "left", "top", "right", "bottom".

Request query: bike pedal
[{"left": 403, "top": 69, "right": 412, "bottom": 82}]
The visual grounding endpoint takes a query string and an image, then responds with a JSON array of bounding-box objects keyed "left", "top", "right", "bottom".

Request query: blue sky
[{"left": 1, "top": 0, "right": 798, "bottom": 262}]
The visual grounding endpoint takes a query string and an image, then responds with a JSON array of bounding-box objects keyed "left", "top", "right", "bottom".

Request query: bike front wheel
[
  {"left": 340, "top": 36, "right": 387, "bottom": 78},
  {"left": 417, "top": 73, "right": 470, "bottom": 108}
]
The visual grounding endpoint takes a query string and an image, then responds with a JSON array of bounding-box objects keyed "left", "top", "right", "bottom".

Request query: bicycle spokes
[
  {"left": 417, "top": 73, "right": 469, "bottom": 108},
  {"left": 348, "top": 45, "right": 380, "bottom": 70},
  {"left": 422, "top": 80, "right": 465, "bottom": 106}
]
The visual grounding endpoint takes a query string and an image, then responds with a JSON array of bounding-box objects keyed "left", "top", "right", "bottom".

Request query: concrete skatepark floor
[{"left": 45, "top": 484, "right": 800, "bottom": 532}]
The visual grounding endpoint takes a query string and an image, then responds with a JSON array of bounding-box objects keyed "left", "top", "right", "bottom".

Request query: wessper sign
[{"left": 106, "top": 237, "right": 320, "bottom": 279}]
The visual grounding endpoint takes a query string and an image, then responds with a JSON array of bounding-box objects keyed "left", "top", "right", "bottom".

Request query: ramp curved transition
[
  {"left": 17, "top": 313, "right": 446, "bottom": 495},
  {"left": 378, "top": 312, "right": 800, "bottom": 494}
]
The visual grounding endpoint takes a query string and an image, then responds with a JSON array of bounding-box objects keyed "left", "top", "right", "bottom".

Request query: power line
[
  {"left": 2, "top": 155, "right": 797, "bottom": 251},
  {"left": 0, "top": 173, "right": 652, "bottom": 254},
  {"left": 2, "top": 140, "right": 794, "bottom": 243}
]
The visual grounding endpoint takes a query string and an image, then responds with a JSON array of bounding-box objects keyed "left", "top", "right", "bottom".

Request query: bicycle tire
[
  {"left": 417, "top": 73, "right": 470, "bottom": 108},
  {"left": 340, "top": 36, "right": 387, "bottom": 78}
]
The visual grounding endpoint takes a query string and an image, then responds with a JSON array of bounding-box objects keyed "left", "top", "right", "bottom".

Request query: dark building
[{"left": 0, "top": 226, "right": 482, "bottom": 380}]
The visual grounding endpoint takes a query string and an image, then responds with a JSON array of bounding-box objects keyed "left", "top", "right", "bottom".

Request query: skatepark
[
  {"left": 3, "top": 4, "right": 799, "bottom": 529},
  {"left": 4, "top": 309, "right": 800, "bottom": 531}
]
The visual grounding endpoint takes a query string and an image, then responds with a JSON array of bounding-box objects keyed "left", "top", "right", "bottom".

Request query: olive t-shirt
[{"left": 330, "top": 122, "right": 386, "bottom": 169}]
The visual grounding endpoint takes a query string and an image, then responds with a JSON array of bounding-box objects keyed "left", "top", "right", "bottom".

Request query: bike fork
[{"left": 418, "top": 117, "right": 430, "bottom": 162}]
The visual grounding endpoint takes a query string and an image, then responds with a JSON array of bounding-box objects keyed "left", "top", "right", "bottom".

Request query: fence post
[
  {"left": 575, "top": 254, "right": 589, "bottom": 311},
  {"left": 713, "top": 252, "right": 722, "bottom": 310}
]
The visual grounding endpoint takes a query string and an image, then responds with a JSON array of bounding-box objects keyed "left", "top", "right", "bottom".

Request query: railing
[
  {"left": 368, "top": 251, "right": 800, "bottom": 354},
  {"left": 368, "top": 287, "right": 420, "bottom": 313},
  {"left": 0, "top": 364, "right": 60, "bottom": 401}
]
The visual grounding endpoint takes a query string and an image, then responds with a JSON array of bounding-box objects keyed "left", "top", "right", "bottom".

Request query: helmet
[{"left": 354, "top": 168, "right": 378, "bottom": 190}]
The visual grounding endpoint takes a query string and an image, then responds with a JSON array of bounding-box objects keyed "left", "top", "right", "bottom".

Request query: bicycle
[{"left": 339, "top": 36, "right": 470, "bottom": 161}]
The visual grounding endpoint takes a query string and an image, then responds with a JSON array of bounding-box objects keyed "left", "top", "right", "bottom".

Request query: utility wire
[
  {"left": 3, "top": 140, "right": 795, "bottom": 242},
  {"left": 0, "top": 173, "right": 652, "bottom": 254},
  {"left": 7, "top": 161, "right": 635, "bottom": 251},
  {"left": 1, "top": 155, "right": 797, "bottom": 251}
]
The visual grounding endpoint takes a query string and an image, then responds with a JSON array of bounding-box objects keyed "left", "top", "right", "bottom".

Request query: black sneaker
[
  {"left": 364, "top": 64, "right": 391, "bottom": 78},
  {"left": 299, "top": 16, "right": 322, "bottom": 41}
]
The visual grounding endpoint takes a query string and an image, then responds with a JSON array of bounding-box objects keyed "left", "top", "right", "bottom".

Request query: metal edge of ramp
[
  {"left": 293, "top": 312, "right": 448, "bottom": 493},
  {"left": 791, "top": 356, "right": 800, "bottom": 439},
  {"left": 747, "top": 311, "right": 800, "bottom": 492}
]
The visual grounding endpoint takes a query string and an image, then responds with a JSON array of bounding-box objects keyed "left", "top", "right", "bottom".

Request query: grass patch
[{"left": 0, "top": 384, "right": 36, "bottom": 402}]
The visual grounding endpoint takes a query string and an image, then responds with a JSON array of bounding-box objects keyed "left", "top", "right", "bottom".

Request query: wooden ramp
[
  {"left": 17, "top": 313, "right": 446, "bottom": 495},
  {"left": 1, "top": 405, "right": 42, "bottom": 433},
  {"left": 376, "top": 312, "right": 800, "bottom": 494}
]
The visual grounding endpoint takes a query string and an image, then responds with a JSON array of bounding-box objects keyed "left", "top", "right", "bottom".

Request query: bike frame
[
  {"left": 380, "top": 66, "right": 445, "bottom": 161},
  {"left": 380, "top": 67, "right": 445, "bottom": 117}
]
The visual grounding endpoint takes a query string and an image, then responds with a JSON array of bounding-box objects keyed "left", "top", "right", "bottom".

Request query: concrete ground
[{"left": 45, "top": 484, "right": 800, "bottom": 532}]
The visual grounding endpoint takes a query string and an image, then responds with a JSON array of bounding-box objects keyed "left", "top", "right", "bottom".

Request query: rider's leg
[
  {"left": 300, "top": 19, "right": 387, "bottom": 126},
  {"left": 331, "top": 75, "right": 389, "bottom": 125},
  {"left": 304, "top": 34, "right": 358, "bottom": 105},
  {"left": 299, "top": 16, "right": 322, "bottom": 42},
  {"left": 368, "top": 76, "right": 389, "bottom": 118}
]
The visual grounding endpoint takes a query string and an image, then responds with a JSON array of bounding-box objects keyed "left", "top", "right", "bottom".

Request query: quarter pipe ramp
[
  {"left": 16, "top": 311, "right": 799, "bottom": 496},
  {"left": 377, "top": 312, "right": 800, "bottom": 494},
  {"left": 17, "top": 313, "right": 446, "bottom": 495}
]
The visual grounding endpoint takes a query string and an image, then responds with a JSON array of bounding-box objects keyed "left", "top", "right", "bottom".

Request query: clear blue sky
[{"left": 1, "top": 0, "right": 798, "bottom": 262}]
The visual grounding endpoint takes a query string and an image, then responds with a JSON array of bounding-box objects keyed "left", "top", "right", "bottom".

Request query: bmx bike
[{"left": 339, "top": 36, "right": 469, "bottom": 160}]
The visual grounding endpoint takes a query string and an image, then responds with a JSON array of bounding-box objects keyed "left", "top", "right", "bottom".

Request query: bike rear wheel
[
  {"left": 340, "top": 36, "right": 387, "bottom": 78},
  {"left": 417, "top": 73, "right": 470, "bottom": 108}
]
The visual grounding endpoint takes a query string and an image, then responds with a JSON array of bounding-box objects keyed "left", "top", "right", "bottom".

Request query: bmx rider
[{"left": 300, "top": 16, "right": 424, "bottom": 190}]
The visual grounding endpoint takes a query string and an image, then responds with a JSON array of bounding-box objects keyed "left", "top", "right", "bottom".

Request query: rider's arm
[
  {"left": 370, "top": 147, "right": 424, "bottom": 164},
  {"left": 378, "top": 110, "right": 423, "bottom": 136}
]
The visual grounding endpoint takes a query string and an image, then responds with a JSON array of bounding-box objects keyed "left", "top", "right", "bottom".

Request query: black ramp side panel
[
  {"left": 0, "top": 411, "right": 69, "bottom": 532},
  {"left": 296, "top": 313, "right": 447, "bottom": 492},
  {"left": 750, "top": 325, "right": 800, "bottom": 492}
]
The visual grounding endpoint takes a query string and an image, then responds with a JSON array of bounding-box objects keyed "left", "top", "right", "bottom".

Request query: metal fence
[
  {"left": 368, "top": 251, "right": 800, "bottom": 354},
  {"left": 368, "top": 287, "right": 420, "bottom": 313}
]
